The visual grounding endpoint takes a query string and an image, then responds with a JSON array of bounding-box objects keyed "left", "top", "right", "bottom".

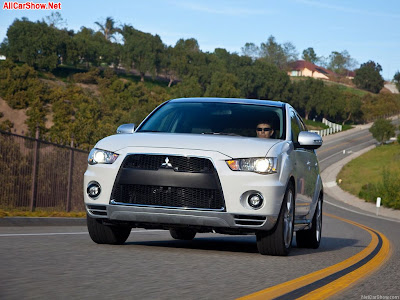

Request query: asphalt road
[{"left": 0, "top": 125, "right": 399, "bottom": 300}]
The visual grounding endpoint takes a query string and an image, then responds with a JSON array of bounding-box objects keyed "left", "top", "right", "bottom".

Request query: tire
[
  {"left": 256, "top": 184, "right": 295, "bottom": 256},
  {"left": 169, "top": 228, "right": 197, "bottom": 240},
  {"left": 296, "top": 196, "right": 322, "bottom": 249},
  {"left": 87, "top": 214, "right": 131, "bottom": 245}
]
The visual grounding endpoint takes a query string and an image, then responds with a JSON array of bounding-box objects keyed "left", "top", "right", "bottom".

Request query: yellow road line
[
  {"left": 298, "top": 214, "right": 392, "bottom": 300},
  {"left": 238, "top": 213, "right": 391, "bottom": 300}
]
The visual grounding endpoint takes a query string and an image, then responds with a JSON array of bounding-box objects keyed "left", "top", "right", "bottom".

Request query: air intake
[
  {"left": 87, "top": 205, "right": 107, "bottom": 216},
  {"left": 233, "top": 215, "right": 266, "bottom": 226}
]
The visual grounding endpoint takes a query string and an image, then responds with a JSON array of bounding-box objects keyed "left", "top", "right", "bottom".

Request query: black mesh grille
[
  {"left": 111, "top": 154, "right": 225, "bottom": 210},
  {"left": 123, "top": 154, "right": 214, "bottom": 173},
  {"left": 112, "top": 184, "right": 224, "bottom": 210}
]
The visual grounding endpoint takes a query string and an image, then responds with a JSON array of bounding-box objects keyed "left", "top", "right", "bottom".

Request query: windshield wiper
[
  {"left": 138, "top": 130, "right": 161, "bottom": 133},
  {"left": 201, "top": 132, "right": 241, "bottom": 136}
]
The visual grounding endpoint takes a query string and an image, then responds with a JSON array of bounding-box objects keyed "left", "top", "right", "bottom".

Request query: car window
[
  {"left": 296, "top": 114, "right": 307, "bottom": 132},
  {"left": 290, "top": 110, "right": 301, "bottom": 143},
  {"left": 139, "top": 102, "right": 286, "bottom": 139}
]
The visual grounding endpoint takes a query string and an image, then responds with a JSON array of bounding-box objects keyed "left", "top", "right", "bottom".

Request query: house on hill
[
  {"left": 344, "top": 70, "right": 355, "bottom": 80},
  {"left": 288, "top": 60, "right": 334, "bottom": 80}
]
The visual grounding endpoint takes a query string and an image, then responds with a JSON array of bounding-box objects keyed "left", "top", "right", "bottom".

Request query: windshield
[{"left": 138, "top": 102, "right": 285, "bottom": 139}]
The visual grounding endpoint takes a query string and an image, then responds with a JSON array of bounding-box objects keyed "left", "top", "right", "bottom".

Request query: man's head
[{"left": 256, "top": 122, "right": 274, "bottom": 139}]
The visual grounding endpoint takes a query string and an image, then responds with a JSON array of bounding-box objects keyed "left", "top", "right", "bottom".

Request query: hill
[{"left": 1, "top": 62, "right": 400, "bottom": 150}]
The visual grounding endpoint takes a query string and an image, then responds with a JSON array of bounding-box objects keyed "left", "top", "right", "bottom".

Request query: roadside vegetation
[
  {"left": 0, "top": 209, "right": 86, "bottom": 218},
  {"left": 0, "top": 15, "right": 399, "bottom": 151},
  {"left": 338, "top": 142, "right": 400, "bottom": 209}
]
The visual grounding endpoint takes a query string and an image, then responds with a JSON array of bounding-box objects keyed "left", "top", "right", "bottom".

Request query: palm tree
[{"left": 94, "top": 17, "right": 120, "bottom": 41}]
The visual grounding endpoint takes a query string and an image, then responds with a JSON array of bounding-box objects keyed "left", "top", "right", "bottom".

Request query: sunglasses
[{"left": 257, "top": 127, "right": 272, "bottom": 132}]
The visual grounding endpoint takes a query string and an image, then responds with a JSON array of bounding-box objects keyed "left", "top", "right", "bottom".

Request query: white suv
[{"left": 84, "top": 98, "right": 323, "bottom": 256}]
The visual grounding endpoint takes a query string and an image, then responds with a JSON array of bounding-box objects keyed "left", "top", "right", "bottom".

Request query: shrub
[
  {"left": 0, "top": 119, "right": 14, "bottom": 131},
  {"left": 369, "top": 118, "right": 395, "bottom": 144},
  {"left": 358, "top": 169, "right": 400, "bottom": 209},
  {"left": 72, "top": 68, "right": 101, "bottom": 84}
]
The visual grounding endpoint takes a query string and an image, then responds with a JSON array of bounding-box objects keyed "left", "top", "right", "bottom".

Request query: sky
[{"left": 0, "top": 0, "right": 399, "bottom": 80}]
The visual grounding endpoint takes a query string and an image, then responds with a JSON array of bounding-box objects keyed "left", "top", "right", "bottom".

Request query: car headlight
[
  {"left": 88, "top": 148, "right": 119, "bottom": 165},
  {"left": 226, "top": 157, "right": 277, "bottom": 174}
]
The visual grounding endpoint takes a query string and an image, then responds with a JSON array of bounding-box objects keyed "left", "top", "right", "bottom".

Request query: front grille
[
  {"left": 111, "top": 154, "right": 225, "bottom": 211},
  {"left": 112, "top": 184, "right": 224, "bottom": 210},
  {"left": 123, "top": 154, "right": 214, "bottom": 173}
]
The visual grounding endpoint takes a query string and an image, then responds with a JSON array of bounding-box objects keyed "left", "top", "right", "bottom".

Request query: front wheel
[
  {"left": 256, "top": 184, "right": 295, "bottom": 256},
  {"left": 87, "top": 214, "right": 131, "bottom": 245},
  {"left": 296, "top": 197, "right": 322, "bottom": 249}
]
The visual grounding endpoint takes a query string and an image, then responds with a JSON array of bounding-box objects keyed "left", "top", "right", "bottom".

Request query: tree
[
  {"left": 204, "top": 72, "right": 241, "bottom": 98},
  {"left": 171, "top": 38, "right": 202, "bottom": 78},
  {"left": 393, "top": 71, "right": 400, "bottom": 90},
  {"left": 327, "top": 50, "right": 357, "bottom": 75},
  {"left": 172, "top": 76, "right": 204, "bottom": 98},
  {"left": 159, "top": 46, "right": 177, "bottom": 87},
  {"left": 340, "top": 92, "right": 363, "bottom": 125},
  {"left": 241, "top": 42, "right": 260, "bottom": 60},
  {"left": 237, "top": 60, "right": 291, "bottom": 100},
  {"left": 0, "top": 38, "right": 9, "bottom": 57},
  {"left": 353, "top": 61, "right": 384, "bottom": 93},
  {"left": 121, "top": 25, "right": 164, "bottom": 82},
  {"left": 94, "top": 17, "right": 120, "bottom": 41},
  {"left": 6, "top": 18, "right": 68, "bottom": 70},
  {"left": 302, "top": 47, "right": 318, "bottom": 64},
  {"left": 369, "top": 118, "right": 395, "bottom": 144},
  {"left": 44, "top": 12, "right": 67, "bottom": 28},
  {"left": 398, "top": 125, "right": 400, "bottom": 144},
  {"left": 26, "top": 97, "right": 48, "bottom": 137},
  {"left": 318, "top": 85, "right": 345, "bottom": 120},
  {"left": 72, "top": 27, "right": 114, "bottom": 68},
  {"left": 290, "top": 78, "right": 324, "bottom": 120},
  {"left": 259, "top": 36, "right": 298, "bottom": 70},
  {"left": 0, "top": 61, "right": 47, "bottom": 109}
]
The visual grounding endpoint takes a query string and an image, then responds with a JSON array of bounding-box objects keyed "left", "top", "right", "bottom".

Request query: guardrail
[{"left": 310, "top": 118, "right": 343, "bottom": 137}]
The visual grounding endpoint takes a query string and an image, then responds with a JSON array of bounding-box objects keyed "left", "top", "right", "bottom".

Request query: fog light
[
  {"left": 87, "top": 182, "right": 101, "bottom": 198},
  {"left": 248, "top": 193, "right": 263, "bottom": 209}
]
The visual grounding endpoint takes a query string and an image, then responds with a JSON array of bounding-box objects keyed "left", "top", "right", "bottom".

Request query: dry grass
[
  {"left": 0, "top": 209, "right": 85, "bottom": 218},
  {"left": 0, "top": 97, "right": 28, "bottom": 135}
]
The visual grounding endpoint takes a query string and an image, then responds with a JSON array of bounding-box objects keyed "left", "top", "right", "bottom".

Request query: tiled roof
[
  {"left": 290, "top": 60, "right": 336, "bottom": 76},
  {"left": 345, "top": 70, "right": 356, "bottom": 77}
]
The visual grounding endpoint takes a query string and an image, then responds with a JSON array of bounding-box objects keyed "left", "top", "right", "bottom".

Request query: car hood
[{"left": 95, "top": 132, "right": 281, "bottom": 158}]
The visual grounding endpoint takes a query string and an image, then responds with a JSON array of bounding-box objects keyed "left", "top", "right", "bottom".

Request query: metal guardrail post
[
  {"left": 66, "top": 138, "right": 74, "bottom": 212},
  {"left": 30, "top": 127, "right": 40, "bottom": 212}
]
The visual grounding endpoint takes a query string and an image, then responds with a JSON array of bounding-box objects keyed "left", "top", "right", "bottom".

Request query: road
[{"left": 0, "top": 125, "right": 399, "bottom": 300}]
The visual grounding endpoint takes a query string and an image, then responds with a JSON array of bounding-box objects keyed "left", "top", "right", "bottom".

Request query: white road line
[
  {"left": 0, "top": 229, "right": 165, "bottom": 237},
  {"left": 0, "top": 232, "right": 88, "bottom": 237},
  {"left": 325, "top": 200, "right": 400, "bottom": 224}
]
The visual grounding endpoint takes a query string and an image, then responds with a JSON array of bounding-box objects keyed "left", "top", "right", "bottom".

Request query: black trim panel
[{"left": 118, "top": 168, "right": 218, "bottom": 189}]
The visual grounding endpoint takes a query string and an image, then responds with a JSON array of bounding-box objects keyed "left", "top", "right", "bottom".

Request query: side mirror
[
  {"left": 116, "top": 124, "right": 136, "bottom": 134},
  {"left": 298, "top": 131, "right": 323, "bottom": 149}
]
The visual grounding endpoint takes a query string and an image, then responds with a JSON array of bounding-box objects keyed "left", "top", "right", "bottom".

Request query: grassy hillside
[{"left": 338, "top": 143, "right": 400, "bottom": 209}]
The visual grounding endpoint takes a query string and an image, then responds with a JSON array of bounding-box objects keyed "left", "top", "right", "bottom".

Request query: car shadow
[{"left": 124, "top": 235, "right": 361, "bottom": 256}]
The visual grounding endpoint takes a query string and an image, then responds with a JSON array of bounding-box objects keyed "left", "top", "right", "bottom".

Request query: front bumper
[{"left": 86, "top": 204, "right": 278, "bottom": 231}]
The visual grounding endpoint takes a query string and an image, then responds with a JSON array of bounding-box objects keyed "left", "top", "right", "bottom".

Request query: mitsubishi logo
[{"left": 160, "top": 157, "right": 173, "bottom": 169}]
